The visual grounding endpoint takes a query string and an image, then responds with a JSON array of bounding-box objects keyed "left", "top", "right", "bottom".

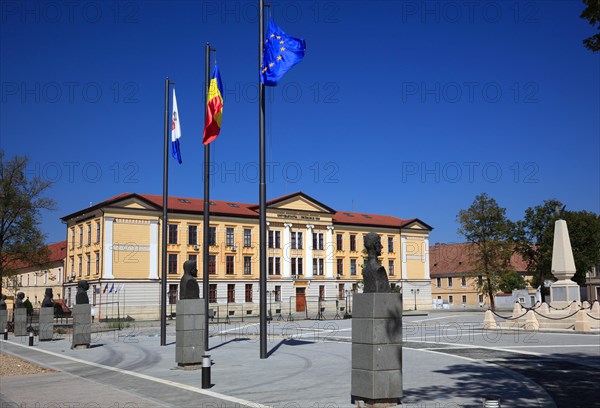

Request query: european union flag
[{"left": 260, "top": 19, "right": 306, "bottom": 86}]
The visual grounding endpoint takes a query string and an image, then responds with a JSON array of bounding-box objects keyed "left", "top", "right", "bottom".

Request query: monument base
[
  {"left": 0, "top": 309, "right": 7, "bottom": 334},
  {"left": 351, "top": 293, "right": 402, "bottom": 405},
  {"left": 176, "top": 298, "right": 206, "bottom": 366},
  {"left": 550, "top": 279, "right": 581, "bottom": 309},
  {"left": 39, "top": 307, "right": 54, "bottom": 341},
  {"left": 72, "top": 304, "right": 92, "bottom": 348},
  {"left": 14, "top": 309, "right": 28, "bottom": 336}
]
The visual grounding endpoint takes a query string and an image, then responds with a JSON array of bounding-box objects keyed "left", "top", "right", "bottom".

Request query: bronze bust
[
  {"left": 179, "top": 260, "right": 200, "bottom": 299},
  {"left": 362, "top": 232, "right": 391, "bottom": 293}
]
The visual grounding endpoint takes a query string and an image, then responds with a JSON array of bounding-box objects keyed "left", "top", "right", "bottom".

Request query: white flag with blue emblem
[{"left": 171, "top": 89, "right": 182, "bottom": 164}]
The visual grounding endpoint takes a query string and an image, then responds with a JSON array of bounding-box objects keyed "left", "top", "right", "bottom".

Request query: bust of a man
[
  {"left": 362, "top": 232, "right": 391, "bottom": 293},
  {"left": 42, "top": 288, "right": 54, "bottom": 307},
  {"left": 179, "top": 260, "right": 199, "bottom": 299},
  {"left": 0, "top": 294, "right": 7, "bottom": 310},
  {"left": 76, "top": 280, "right": 90, "bottom": 304},
  {"left": 15, "top": 292, "right": 25, "bottom": 308}
]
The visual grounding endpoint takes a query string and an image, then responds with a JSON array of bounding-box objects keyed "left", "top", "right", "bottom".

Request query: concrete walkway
[{"left": 1, "top": 315, "right": 596, "bottom": 407}]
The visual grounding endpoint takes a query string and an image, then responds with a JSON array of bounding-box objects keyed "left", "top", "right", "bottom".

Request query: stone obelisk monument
[{"left": 549, "top": 217, "right": 580, "bottom": 308}]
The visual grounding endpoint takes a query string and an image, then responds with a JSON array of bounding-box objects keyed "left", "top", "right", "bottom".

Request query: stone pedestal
[
  {"left": 39, "top": 307, "right": 54, "bottom": 341},
  {"left": 176, "top": 298, "right": 206, "bottom": 367},
  {"left": 351, "top": 293, "right": 402, "bottom": 406},
  {"left": 72, "top": 304, "right": 91, "bottom": 348},
  {"left": 0, "top": 309, "right": 7, "bottom": 333},
  {"left": 14, "top": 309, "right": 28, "bottom": 336},
  {"left": 550, "top": 280, "right": 581, "bottom": 309}
]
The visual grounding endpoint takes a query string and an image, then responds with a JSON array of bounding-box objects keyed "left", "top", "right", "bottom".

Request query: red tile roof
[
  {"left": 430, "top": 243, "right": 528, "bottom": 276},
  {"left": 62, "top": 192, "right": 430, "bottom": 230},
  {"left": 10, "top": 240, "right": 66, "bottom": 269}
]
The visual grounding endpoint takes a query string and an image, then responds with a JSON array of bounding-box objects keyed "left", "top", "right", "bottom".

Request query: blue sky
[{"left": 1, "top": 0, "right": 598, "bottom": 246}]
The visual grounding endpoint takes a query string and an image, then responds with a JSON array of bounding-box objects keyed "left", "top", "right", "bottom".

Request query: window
[
  {"left": 169, "top": 284, "right": 178, "bottom": 304},
  {"left": 95, "top": 252, "right": 100, "bottom": 274},
  {"left": 388, "top": 260, "right": 395, "bottom": 276},
  {"left": 245, "top": 284, "right": 253, "bottom": 302},
  {"left": 78, "top": 256, "right": 82, "bottom": 277},
  {"left": 227, "top": 284, "right": 235, "bottom": 303},
  {"left": 336, "top": 234, "right": 343, "bottom": 251},
  {"left": 275, "top": 285, "right": 281, "bottom": 302},
  {"left": 70, "top": 258, "right": 74, "bottom": 278},
  {"left": 275, "top": 257, "right": 281, "bottom": 275},
  {"left": 168, "top": 254, "right": 178, "bottom": 274},
  {"left": 188, "top": 254, "right": 197, "bottom": 263},
  {"left": 268, "top": 257, "right": 281, "bottom": 275},
  {"left": 79, "top": 226, "right": 83, "bottom": 247},
  {"left": 71, "top": 228, "right": 75, "bottom": 249},
  {"left": 448, "top": 295, "right": 454, "bottom": 304},
  {"left": 337, "top": 259, "right": 343, "bottom": 276},
  {"left": 478, "top": 275, "right": 483, "bottom": 286},
  {"left": 244, "top": 229, "right": 252, "bottom": 247},
  {"left": 478, "top": 294, "right": 484, "bottom": 303},
  {"left": 291, "top": 231, "right": 303, "bottom": 249},
  {"left": 388, "top": 236, "right": 394, "bottom": 253},
  {"left": 86, "top": 255, "right": 91, "bottom": 276},
  {"left": 226, "top": 256, "right": 235, "bottom": 275},
  {"left": 96, "top": 222, "right": 101, "bottom": 243},
  {"left": 268, "top": 230, "right": 281, "bottom": 248},
  {"left": 447, "top": 277, "right": 453, "bottom": 288},
  {"left": 312, "top": 232, "right": 324, "bottom": 250},
  {"left": 226, "top": 228, "right": 235, "bottom": 247},
  {"left": 209, "top": 284, "right": 217, "bottom": 303},
  {"left": 462, "top": 295, "right": 467, "bottom": 304},
  {"left": 461, "top": 276, "right": 467, "bottom": 287},
  {"left": 244, "top": 256, "right": 252, "bottom": 275},
  {"left": 291, "top": 257, "right": 303, "bottom": 275},
  {"left": 208, "top": 255, "right": 216, "bottom": 274},
  {"left": 319, "top": 285, "right": 325, "bottom": 301},
  {"left": 350, "top": 235, "right": 357, "bottom": 251},
  {"left": 339, "top": 283, "right": 345, "bottom": 300},
  {"left": 209, "top": 226, "right": 217, "bottom": 246},
  {"left": 313, "top": 258, "right": 324, "bottom": 275},
  {"left": 350, "top": 259, "right": 357, "bottom": 275},
  {"left": 436, "top": 277, "right": 441, "bottom": 288},
  {"left": 87, "top": 224, "right": 92, "bottom": 245},
  {"left": 188, "top": 225, "right": 198, "bottom": 246},
  {"left": 168, "top": 224, "right": 178, "bottom": 244}
]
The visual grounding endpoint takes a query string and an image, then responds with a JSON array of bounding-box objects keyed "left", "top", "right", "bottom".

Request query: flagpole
[
  {"left": 203, "top": 42, "right": 212, "bottom": 352},
  {"left": 161, "top": 77, "right": 174, "bottom": 346},
  {"left": 259, "top": 0, "right": 268, "bottom": 359}
]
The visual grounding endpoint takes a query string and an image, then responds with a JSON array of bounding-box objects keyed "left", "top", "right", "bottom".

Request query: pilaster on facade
[
  {"left": 149, "top": 220, "right": 159, "bottom": 279},
  {"left": 103, "top": 217, "right": 114, "bottom": 279},
  {"left": 424, "top": 238, "right": 430, "bottom": 280},
  {"left": 401, "top": 235, "right": 407, "bottom": 280},
  {"left": 283, "top": 223, "right": 292, "bottom": 278},
  {"left": 305, "top": 224, "right": 314, "bottom": 279},
  {"left": 325, "top": 225, "right": 334, "bottom": 279}
]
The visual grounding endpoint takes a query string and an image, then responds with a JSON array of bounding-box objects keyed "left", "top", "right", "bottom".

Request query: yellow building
[
  {"left": 1, "top": 241, "right": 66, "bottom": 308},
  {"left": 61, "top": 192, "right": 433, "bottom": 320},
  {"left": 430, "top": 243, "right": 530, "bottom": 309}
]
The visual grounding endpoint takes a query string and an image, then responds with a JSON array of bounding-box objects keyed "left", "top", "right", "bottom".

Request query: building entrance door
[{"left": 296, "top": 288, "right": 306, "bottom": 312}]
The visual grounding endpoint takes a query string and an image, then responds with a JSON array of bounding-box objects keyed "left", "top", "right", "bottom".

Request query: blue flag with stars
[{"left": 260, "top": 19, "right": 306, "bottom": 86}]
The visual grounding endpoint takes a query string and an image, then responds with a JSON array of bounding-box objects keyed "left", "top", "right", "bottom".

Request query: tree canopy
[
  {"left": 581, "top": 0, "right": 600, "bottom": 52},
  {"left": 0, "top": 150, "right": 56, "bottom": 295}
]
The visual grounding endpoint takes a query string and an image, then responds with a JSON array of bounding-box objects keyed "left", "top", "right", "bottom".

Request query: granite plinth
[
  {"left": 0, "top": 309, "right": 7, "bottom": 333},
  {"left": 39, "top": 307, "right": 54, "bottom": 341},
  {"left": 72, "top": 304, "right": 91, "bottom": 348},
  {"left": 550, "top": 279, "right": 581, "bottom": 309},
  {"left": 351, "top": 293, "right": 402, "bottom": 404},
  {"left": 176, "top": 298, "right": 206, "bottom": 366},
  {"left": 14, "top": 309, "right": 28, "bottom": 336}
]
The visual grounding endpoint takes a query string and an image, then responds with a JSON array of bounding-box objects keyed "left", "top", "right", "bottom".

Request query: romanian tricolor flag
[{"left": 202, "top": 65, "right": 224, "bottom": 145}]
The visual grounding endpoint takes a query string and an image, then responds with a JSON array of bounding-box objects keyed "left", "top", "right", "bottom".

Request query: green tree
[
  {"left": 581, "top": 0, "right": 600, "bottom": 52},
  {"left": 499, "top": 270, "right": 527, "bottom": 293},
  {"left": 457, "top": 193, "right": 515, "bottom": 310},
  {"left": 514, "top": 199, "right": 563, "bottom": 301},
  {"left": 0, "top": 151, "right": 56, "bottom": 296},
  {"left": 562, "top": 210, "right": 600, "bottom": 285}
]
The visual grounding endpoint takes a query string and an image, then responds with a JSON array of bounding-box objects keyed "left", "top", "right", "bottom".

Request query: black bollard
[
  {"left": 28, "top": 331, "right": 34, "bottom": 346},
  {"left": 3, "top": 329, "right": 7, "bottom": 341},
  {"left": 201, "top": 355, "right": 211, "bottom": 389}
]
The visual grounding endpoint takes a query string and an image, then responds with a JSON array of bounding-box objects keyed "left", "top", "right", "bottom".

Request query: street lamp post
[{"left": 410, "top": 288, "right": 420, "bottom": 310}]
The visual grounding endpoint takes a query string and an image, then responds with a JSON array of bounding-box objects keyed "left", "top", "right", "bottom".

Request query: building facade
[
  {"left": 430, "top": 243, "right": 530, "bottom": 309},
  {"left": 61, "top": 192, "right": 433, "bottom": 320},
  {"left": 1, "top": 241, "right": 66, "bottom": 308}
]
